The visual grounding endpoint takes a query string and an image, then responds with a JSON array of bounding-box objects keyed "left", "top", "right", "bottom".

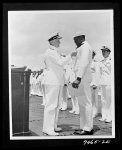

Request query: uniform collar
[
  {"left": 101, "top": 56, "right": 111, "bottom": 62},
  {"left": 49, "top": 45, "right": 58, "bottom": 51}
]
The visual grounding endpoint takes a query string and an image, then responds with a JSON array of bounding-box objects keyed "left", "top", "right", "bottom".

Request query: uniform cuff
[{"left": 77, "top": 77, "right": 81, "bottom": 82}]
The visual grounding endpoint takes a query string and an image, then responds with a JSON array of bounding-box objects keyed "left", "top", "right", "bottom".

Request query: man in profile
[
  {"left": 42, "top": 33, "right": 77, "bottom": 136},
  {"left": 72, "top": 33, "right": 94, "bottom": 135}
]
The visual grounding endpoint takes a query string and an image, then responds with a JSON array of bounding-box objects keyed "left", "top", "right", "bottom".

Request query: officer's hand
[{"left": 71, "top": 51, "right": 77, "bottom": 57}]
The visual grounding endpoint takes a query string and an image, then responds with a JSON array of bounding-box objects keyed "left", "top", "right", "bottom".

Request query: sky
[{"left": 8, "top": 10, "right": 113, "bottom": 70}]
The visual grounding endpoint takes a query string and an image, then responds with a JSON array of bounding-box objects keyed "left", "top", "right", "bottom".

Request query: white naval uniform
[
  {"left": 41, "top": 45, "right": 71, "bottom": 134},
  {"left": 74, "top": 41, "right": 93, "bottom": 131},
  {"left": 90, "top": 59, "right": 101, "bottom": 117},
  {"left": 99, "top": 57, "right": 112, "bottom": 121}
]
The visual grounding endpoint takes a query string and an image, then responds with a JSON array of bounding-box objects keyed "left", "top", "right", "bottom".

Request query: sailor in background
[
  {"left": 68, "top": 55, "right": 80, "bottom": 115},
  {"left": 72, "top": 33, "right": 94, "bottom": 135},
  {"left": 99, "top": 46, "right": 112, "bottom": 123},
  {"left": 90, "top": 51, "right": 101, "bottom": 118},
  {"left": 42, "top": 33, "right": 77, "bottom": 136}
]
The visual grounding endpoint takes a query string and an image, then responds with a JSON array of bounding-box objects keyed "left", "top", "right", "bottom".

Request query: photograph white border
[{"left": 8, "top": 9, "right": 115, "bottom": 140}]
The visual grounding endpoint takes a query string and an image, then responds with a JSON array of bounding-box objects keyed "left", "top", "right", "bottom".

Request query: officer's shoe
[
  {"left": 54, "top": 127, "right": 62, "bottom": 132},
  {"left": 73, "top": 129, "right": 94, "bottom": 135}
]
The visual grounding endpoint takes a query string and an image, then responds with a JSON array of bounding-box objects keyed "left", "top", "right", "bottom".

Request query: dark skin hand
[
  {"left": 72, "top": 77, "right": 81, "bottom": 88},
  {"left": 91, "top": 85, "right": 97, "bottom": 90}
]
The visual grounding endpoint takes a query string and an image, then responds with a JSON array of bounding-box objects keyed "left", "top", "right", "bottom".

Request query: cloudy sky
[{"left": 8, "top": 10, "right": 113, "bottom": 70}]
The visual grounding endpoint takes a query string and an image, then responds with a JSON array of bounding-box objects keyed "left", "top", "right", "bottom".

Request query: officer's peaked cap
[
  {"left": 101, "top": 46, "right": 111, "bottom": 52},
  {"left": 48, "top": 33, "right": 62, "bottom": 42}
]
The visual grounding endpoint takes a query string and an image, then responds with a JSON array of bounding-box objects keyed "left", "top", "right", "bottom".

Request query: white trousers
[
  {"left": 91, "top": 87, "right": 99, "bottom": 117},
  {"left": 77, "top": 83, "right": 93, "bottom": 131},
  {"left": 101, "top": 85, "right": 112, "bottom": 120},
  {"left": 60, "top": 85, "right": 68, "bottom": 108},
  {"left": 42, "top": 85, "right": 63, "bottom": 133}
]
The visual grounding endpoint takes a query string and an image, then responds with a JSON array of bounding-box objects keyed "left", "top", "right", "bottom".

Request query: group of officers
[{"left": 30, "top": 32, "right": 112, "bottom": 136}]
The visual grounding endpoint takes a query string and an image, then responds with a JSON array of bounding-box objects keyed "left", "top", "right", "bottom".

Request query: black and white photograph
[{"left": 3, "top": 3, "right": 120, "bottom": 147}]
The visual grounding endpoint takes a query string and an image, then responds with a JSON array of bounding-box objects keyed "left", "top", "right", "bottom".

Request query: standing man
[
  {"left": 42, "top": 33, "right": 77, "bottom": 136},
  {"left": 72, "top": 33, "right": 94, "bottom": 135},
  {"left": 99, "top": 46, "right": 112, "bottom": 123}
]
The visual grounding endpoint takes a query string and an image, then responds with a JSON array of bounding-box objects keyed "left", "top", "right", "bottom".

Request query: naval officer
[
  {"left": 99, "top": 46, "right": 112, "bottom": 123},
  {"left": 42, "top": 33, "right": 77, "bottom": 136},
  {"left": 72, "top": 33, "right": 94, "bottom": 135}
]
